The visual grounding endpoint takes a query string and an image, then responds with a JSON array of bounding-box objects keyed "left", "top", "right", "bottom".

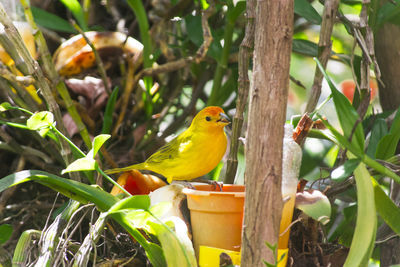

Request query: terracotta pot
[{"left": 183, "top": 184, "right": 245, "bottom": 259}]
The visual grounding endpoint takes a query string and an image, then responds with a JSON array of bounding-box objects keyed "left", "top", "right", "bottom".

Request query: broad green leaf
[
  {"left": 0, "top": 224, "right": 12, "bottom": 244},
  {"left": 91, "top": 134, "right": 111, "bottom": 158},
  {"left": 373, "top": 178, "right": 400, "bottom": 235},
  {"left": 26, "top": 111, "right": 54, "bottom": 137},
  {"left": 149, "top": 202, "right": 172, "bottom": 218},
  {"left": 343, "top": 159, "right": 376, "bottom": 267},
  {"left": 315, "top": 58, "right": 365, "bottom": 152},
  {"left": 149, "top": 218, "right": 196, "bottom": 267},
  {"left": 0, "top": 170, "right": 166, "bottom": 267},
  {"left": 101, "top": 87, "right": 119, "bottom": 134},
  {"left": 0, "top": 170, "right": 117, "bottom": 211},
  {"left": 62, "top": 157, "right": 97, "bottom": 174},
  {"left": 292, "top": 39, "right": 318, "bottom": 57},
  {"left": 331, "top": 159, "right": 360, "bottom": 182},
  {"left": 59, "top": 0, "right": 88, "bottom": 31},
  {"left": 31, "top": 7, "right": 76, "bottom": 33},
  {"left": 317, "top": 115, "right": 400, "bottom": 184},
  {"left": 108, "top": 195, "right": 151, "bottom": 212},
  {"left": 294, "top": 0, "right": 322, "bottom": 24},
  {"left": 366, "top": 118, "right": 388, "bottom": 158},
  {"left": 376, "top": 107, "right": 400, "bottom": 159}
]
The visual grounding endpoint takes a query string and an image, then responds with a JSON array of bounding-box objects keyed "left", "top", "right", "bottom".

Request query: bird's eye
[{"left": 205, "top": 116, "right": 211, "bottom": 121}]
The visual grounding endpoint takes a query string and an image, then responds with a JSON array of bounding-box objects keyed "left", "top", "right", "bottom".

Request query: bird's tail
[{"left": 104, "top": 163, "right": 146, "bottom": 175}]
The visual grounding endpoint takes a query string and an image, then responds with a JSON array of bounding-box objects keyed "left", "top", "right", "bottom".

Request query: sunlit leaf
[
  {"left": 59, "top": 0, "right": 88, "bottom": 31},
  {"left": 331, "top": 159, "right": 360, "bottom": 182},
  {"left": 343, "top": 159, "right": 376, "bottom": 267},
  {"left": 62, "top": 157, "right": 97, "bottom": 174},
  {"left": 0, "top": 102, "right": 12, "bottom": 112},
  {"left": 91, "top": 134, "right": 110, "bottom": 158},
  {"left": 149, "top": 217, "right": 196, "bottom": 267},
  {"left": 26, "top": 111, "right": 54, "bottom": 137},
  {"left": 315, "top": 58, "right": 365, "bottom": 152}
]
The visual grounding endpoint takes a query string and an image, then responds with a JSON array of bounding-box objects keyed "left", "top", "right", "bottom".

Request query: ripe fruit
[{"left": 340, "top": 79, "right": 377, "bottom": 103}]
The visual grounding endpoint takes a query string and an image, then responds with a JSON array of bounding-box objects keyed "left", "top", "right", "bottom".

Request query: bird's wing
[{"left": 146, "top": 134, "right": 192, "bottom": 165}]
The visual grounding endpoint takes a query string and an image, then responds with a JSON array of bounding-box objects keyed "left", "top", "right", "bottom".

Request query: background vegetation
[{"left": 0, "top": 0, "right": 400, "bottom": 266}]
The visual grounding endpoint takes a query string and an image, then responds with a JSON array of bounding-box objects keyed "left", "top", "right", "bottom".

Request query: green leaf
[
  {"left": 376, "top": 107, "right": 400, "bottom": 159},
  {"left": 317, "top": 114, "right": 400, "bottom": 184},
  {"left": 109, "top": 195, "right": 151, "bottom": 212},
  {"left": 0, "top": 102, "right": 12, "bottom": 112},
  {"left": 26, "top": 112, "right": 54, "bottom": 129},
  {"left": 62, "top": 157, "right": 97, "bottom": 174},
  {"left": 101, "top": 87, "right": 119, "bottom": 134},
  {"left": 343, "top": 159, "right": 377, "bottom": 267},
  {"left": 366, "top": 118, "right": 388, "bottom": 158},
  {"left": 0, "top": 224, "right": 13, "bottom": 244},
  {"left": 294, "top": 0, "right": 322, "bottom": 24},
  {"left": 373, "top": 178, "right": 400, "bottom": 235},
  {"left": 199, "top": 0, "right": 209, "bottom": 10},
  {"left": 31, "top": 6, "right": 76, "bottom": 33},
  {"left": 91, "top": 134, "right": 111, "bottom": 158},
  {"left": 148, "top": 218, "right": 197, "bottom": 267},
  {"left": 59, "top": 0, "right": 88, "bottom": 31},
  {"left": 331, "top": 159, "right": 360, "bottom": 182},
  {"left": 315, "top": 58, "right": 365, "bottom": 152},
  {"left": 292, "top": 39, "right": 318, "bottom": 57},
  {"left": 0, "top": 170, "right": 117, "bottom": 211},
  {"left": 26, "top": 111, "right": 54, "bottom": 137}
]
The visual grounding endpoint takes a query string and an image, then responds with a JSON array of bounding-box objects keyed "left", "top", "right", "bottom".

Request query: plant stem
[
  {"left": 96, "top": 167, "right": 132, "bottom": 197},
  {"left": 20, "top": 0, "right": 92, "bottom": 150}
]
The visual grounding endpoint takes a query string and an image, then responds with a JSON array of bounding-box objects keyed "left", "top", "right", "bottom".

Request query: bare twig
[
  {"left": 304, "top": 0, "right": 339, "bottom": 113},
  {"left": 224, "top": 0, "right": 255, "bottom": 184}
]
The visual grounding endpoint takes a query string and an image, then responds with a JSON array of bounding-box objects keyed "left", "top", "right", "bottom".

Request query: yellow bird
[{"left": 105, "top": 106, "right": 230, "bottom": 183}]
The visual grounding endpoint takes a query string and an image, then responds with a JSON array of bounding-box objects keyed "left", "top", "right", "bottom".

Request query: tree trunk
[
  {"left": 375, "top": 23, "right": 400, "bottom": 111},
  {"left": 241, "top": 0, "right": 293, "bottom": 265},
  {"left": 375, "top": 19, "right": 400, "bottom": 267}
]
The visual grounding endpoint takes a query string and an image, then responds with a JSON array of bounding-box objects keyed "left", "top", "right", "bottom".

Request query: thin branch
[
  {"left": 224, "top": 0, "right": 255, "bottom": 184},
  {"left": 304, "top": 0, "right": 339, "bottom": 113}
]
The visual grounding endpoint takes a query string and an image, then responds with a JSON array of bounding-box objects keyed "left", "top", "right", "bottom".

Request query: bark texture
[
  {"left": 241, "top": 0, "right": 293, "bottom": 265},
  {"left": 375, "top": 23, "right": 400, "bottom": 111}
]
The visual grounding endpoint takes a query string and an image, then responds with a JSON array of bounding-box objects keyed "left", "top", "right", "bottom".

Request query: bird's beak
[{"left": 218, "top": 112, "right": 230, "bottom": 125}]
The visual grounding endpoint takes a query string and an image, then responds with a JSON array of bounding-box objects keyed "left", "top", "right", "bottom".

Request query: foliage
[{"left": 0, "top": 0, "right": 400, "bottom": 266}]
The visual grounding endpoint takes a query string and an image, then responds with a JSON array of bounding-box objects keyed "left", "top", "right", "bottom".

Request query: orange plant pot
[{"left": 183, "top": 184, "right": 245, "bottom": 259}]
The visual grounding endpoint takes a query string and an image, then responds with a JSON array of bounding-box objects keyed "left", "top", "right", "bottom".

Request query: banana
[{"left": 53, "top": 31, "right": 143, "bottom": 76}]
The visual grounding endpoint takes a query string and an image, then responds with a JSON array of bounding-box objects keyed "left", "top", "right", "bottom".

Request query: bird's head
[{"left": 191, "top": 106, "right": 230, "bottom": 131}]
